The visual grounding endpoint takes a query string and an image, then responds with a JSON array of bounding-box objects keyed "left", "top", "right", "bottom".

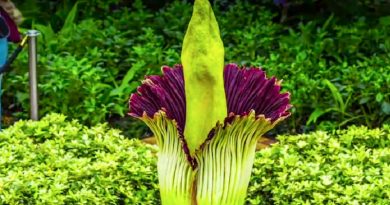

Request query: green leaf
[
  {"left": 321, "top": 14, "right": 334, "bottom": 30},
  {"left": 359, "top": 97, "right": 370, "bottom": 105},
  {"left": 61, "top": 2, "right": 78, "bottom": 33},
  {"left": 16, "top": 91, "right": 29, "bottom": 103},
  {"left": 296, "top": 51, "right": 307, "bottom": 61},
  {"left": 323, "top": 79, "right": 345, "bottom": 112},
  {"left": 381, "top": 101, "right": 390, "bottom": 115},
  {"left": 376, "top": 93, "right": 384, "bottom": 103},
  {"left": 379, "top": 16, "right": 390, "bottom": 26},
  {"left": 321, "top": 175, "right": 333, "bottom": 186},
  {"left": 109, "top": 61, "right": 145, "bottom": 96},
  {"left": 33, "top": 23, "right": 55, "bottom": 43},
  {"left": 307, "top": 108, "right": 328, "bottom": 125}
]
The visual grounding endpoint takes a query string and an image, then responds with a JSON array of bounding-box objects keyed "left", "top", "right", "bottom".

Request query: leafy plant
[
  {"left": 5, "top": 52, "right": 125, "bottom": 125},
  {"left": 0, "top": 113, "right": 159, "bottom": 204},
  {"left": 2, "top": 0, "right": 389, "bottom": 135},
  {"left": 307, "top": 79, "right": 362, "bottom": 128},
  {"left": 1, "top": 114, "right": 389, "bottom": 204},
  {"left": 248, "top": 125, "right": 390, "bottom": 204}
]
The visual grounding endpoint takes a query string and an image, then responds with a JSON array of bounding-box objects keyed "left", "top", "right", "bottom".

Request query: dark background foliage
[{"left": 2, "top": 0, "right": 389, "bottom": 138}]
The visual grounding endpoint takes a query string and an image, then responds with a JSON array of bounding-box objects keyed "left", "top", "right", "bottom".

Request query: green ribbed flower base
[
  {"left": 142, "top": 112, "right": 194, "bottom": 205},
  {"left": 141, "top": 111, "right": 285, "bottom": 205}
]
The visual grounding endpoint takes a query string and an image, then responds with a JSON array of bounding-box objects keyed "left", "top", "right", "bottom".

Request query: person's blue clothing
[
  {"left": 0, "top": 37, "right": 5, "bottom": 129},
  {"left": 0, "top": 37, "right": 8, "bottom": 67},
  {"left": 0, "top": 5, "right": 21, "bottom": 130}
]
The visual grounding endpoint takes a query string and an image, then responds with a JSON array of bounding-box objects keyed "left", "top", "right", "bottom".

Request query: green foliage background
[{"left": 2, "top": 0, "right": 389, "bottom": 137}]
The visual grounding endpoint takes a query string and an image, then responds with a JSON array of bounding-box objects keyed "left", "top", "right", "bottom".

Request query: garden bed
[{"left": 0, "top": 114, "right": 388, "bottom": 204}]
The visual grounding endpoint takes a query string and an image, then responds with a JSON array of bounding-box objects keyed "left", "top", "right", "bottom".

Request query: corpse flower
[{"left": 129, "top": 0, "right": 291, "bottom": 204}]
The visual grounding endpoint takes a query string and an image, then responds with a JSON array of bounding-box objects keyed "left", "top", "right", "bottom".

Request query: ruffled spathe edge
[
  {"left": 129, "top": 64, "right": 291, "bottom": 130},
  {"left": 129, "top": 64, "right": 291, "bottom": 166}
]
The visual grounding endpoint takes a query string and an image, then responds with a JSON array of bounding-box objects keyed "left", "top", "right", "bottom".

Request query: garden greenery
[
  {"left": 248, "top": 125, "right": 390, "bottom": 204},
  {"left": 0, "top": 114, "right": 388, "bottom": 204},
  {"left": 2, "top": 1, "right": 389, "bottom": 134},
  {"left": 0, "top": 113, "right": 159, "bottom": 204}
]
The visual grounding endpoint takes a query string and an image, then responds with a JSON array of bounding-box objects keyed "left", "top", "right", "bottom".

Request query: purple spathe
[
  {"left": 129, "top": 63, "right": 291, "bottom": 131},
  {"left": 224, "top": 64, "right": 291, "bottom": 123},
  {"left": 129, "top": 63, "right": 291, "bottom": 168},
  {"left": 129, "top": 65, "right": 186, "bottom": 131}
]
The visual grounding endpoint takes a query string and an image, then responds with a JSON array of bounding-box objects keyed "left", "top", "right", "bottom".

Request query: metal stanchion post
[{"left": 27, "top": 30, "right": 40, "bottom": 121}]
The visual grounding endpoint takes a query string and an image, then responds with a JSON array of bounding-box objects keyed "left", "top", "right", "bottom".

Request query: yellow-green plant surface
[{"left": 181, "top": 0, "right": 227, "bottom": 155}]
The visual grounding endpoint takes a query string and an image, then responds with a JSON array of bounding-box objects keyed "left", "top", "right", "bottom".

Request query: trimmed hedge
[
  {"left": 0, "top": 114, "right": 159, "bottom": 204},
  {"left": 0, "top": 114, "right": 389, "bottom": 204},
  {"left": 249, "top": 125, "right": 390, "bottom": 204}
]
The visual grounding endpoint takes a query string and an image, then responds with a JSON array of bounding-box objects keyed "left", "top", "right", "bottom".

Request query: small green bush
[
  {"left": 248, "top": 125, "right": 390, "bottom": 204},
  {"left": 0, "top": 113, "right": 159, "bottom": 204},
  {"left": 7, "top": 53, "right": 121, "bottom": 125},
  {"left": 0, "top": 114, "right": 388, "bottom": 204}
]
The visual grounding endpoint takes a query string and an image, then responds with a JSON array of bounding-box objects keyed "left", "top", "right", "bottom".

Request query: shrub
[
  {"left": 0, "top": 114, "right": 388, "bottom": 204},
  {"left": 0, "top": 113, "right": 159, "bottom": 204},
  {"left": 248, "top": 125, "right": 390, "bottom": 204},
  {"left": 3, "top": 3, "right": 175, "bottom": 128},
  {"left": 6, "top": 53, "right": 122, "bottom": 125}
]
